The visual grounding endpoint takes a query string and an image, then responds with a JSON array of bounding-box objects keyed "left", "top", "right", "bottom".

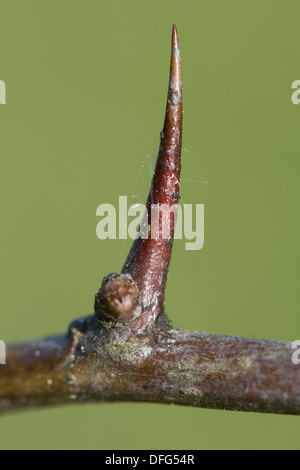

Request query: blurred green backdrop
[{"left": 0, "top": 0, "right": 300, "bottom": 450}]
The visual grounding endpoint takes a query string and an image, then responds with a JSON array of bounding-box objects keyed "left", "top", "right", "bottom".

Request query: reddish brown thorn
[{"left": 122, "top": 25, "right": 183, "bottom": 331}]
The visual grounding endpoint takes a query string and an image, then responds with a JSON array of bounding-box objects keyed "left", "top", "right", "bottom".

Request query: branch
[
  {"left": 0, "top": 25, "right": 299, "bottom": 415},
  {"left": 1, "top": 325, "right": 299, "bottom": 414}
]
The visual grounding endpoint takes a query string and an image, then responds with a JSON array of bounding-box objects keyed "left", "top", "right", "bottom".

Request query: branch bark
[
  {"left": 1, "top": 323, "right": 299, "bottom": 414},
  {"left": 0, "top": 25, "right": 299, "bottom": 415}
]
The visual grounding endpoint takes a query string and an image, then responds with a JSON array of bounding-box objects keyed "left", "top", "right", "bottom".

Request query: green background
[{"left": 0, "top": 0, "right": 299, "bottom": 450}]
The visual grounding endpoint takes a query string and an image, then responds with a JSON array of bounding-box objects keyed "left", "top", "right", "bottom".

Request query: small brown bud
[{"left": 94, "top": 273, "right": 141, "bottom": 323}]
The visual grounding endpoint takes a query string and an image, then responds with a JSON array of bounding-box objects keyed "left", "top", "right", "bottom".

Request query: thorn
[{"left": 122, "top": 25, "right": 183, "bottom": 330}]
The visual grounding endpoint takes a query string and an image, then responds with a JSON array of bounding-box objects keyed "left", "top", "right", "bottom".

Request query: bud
[{"left": 94, "top": 273, "right": 141, "bottom": 323}]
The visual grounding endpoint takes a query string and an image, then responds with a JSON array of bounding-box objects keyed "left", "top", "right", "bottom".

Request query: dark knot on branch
[{"left": 94, "top": 273, "right": 142, "bottom": 324}]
